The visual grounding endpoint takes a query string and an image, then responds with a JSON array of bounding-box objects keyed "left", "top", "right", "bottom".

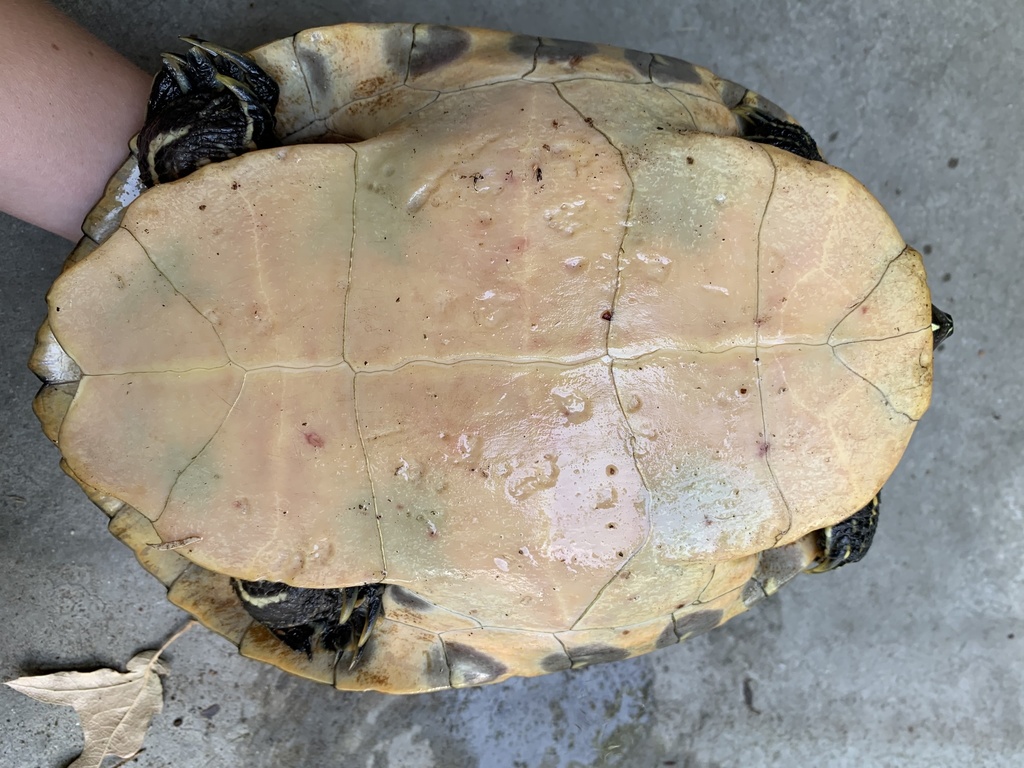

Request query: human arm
[{"left": 0, "top": 0, "right": 150, "bottom": 240}]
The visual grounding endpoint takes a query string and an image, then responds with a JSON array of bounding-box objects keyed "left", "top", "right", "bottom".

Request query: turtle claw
[
  {"left": 325, "top": 585, "right": 385, "bottom": 670},
  {"left": 138, "top": 38, "right": 280, "bottom": 187}
]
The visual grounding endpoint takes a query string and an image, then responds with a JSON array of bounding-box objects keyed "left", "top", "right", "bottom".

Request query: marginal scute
[
  {"left": 334, "top": 619, "right": 451, "bottom": 693},
  {"left": 696, "top": 555, "right": 758, "bottom": 603},
  {"left": 743, "top": 536, "right": 820, "bottom": 606},
  {"left": 673, "top": 609, "right": 723, "bottom": 639},
  {"left": 559, "top": 615, "right": 677, "bottom": 666},
  {"left": 108, "top": 506, "right": 191, "bottom": 587},
  {"left": 445, "top": 642, "right": 510, "bottom": 688},
  {"left": 81, "top": 153, "right": 142, "bottom": 243},
  {"left": 442, "top": 628, "right": 572, "bottom": 686},
  {"left": 409, "top": 25, "right": 472, "bottom": 77},
  {"left": 649, "top": 53, "right": 703, "bottom": 85},
  {"left": 529, "top": 40, "right": 649, "bottom": 84},
  {"left": 28, "top": 322, "right": 80, "bottom": 385},
  {"left": 167, "top": 564, "right": 254, "bottom": 645},
  {"left": 32, "top": 383, "right": 76, "bottom": 444},
  {"left": 567, "top": 644, "right": 631, "bottom": 668},
  {"left": 241, "top": 622, "right": 337, "bottom": 685},
  {"left": 407, "top": 26, "right": 534, "bottom": 91}
]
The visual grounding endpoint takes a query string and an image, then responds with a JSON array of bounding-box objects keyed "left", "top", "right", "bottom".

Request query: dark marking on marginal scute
[
  {"left": 507, "top": 34, "right": 540, "bottom": 61},
  {"left": 445, "top": 641, "right": 509, "bottom": 686},
  {"left": 540, "top": 651, "right": 572, "bottom": 673},
  {"left": 296, "top": 43, "right": 331, "bottom": 99},
  {"left": 750, "top": 543, "right": 812, "bottom": 598},
  {"left": 624, "top": 48, "right": 653, "bottom": 78},
  {"left": 717, "top": 78, "right": 748, "bottom": 110},
  {"left": 650, "top": 53, "right": 702, "bottom": 84},
  {"left": 569, "top": 644, "right": 631, "bottom": 668},
  {"left": 537, "top": 37, "right": 599, "bottom": 62},
  {"left": 742, "top": 578, "right": 768, "bottom": 606},
  {"left": 674, "top": 609, "right": 723, "bottom": 639},
  {"left": 387, "top": 584, "right": 434, "bottom": 612},
  {"left": 655, "top": 622, "right": 679, "bottom": 649},
  {"left": 409, "top": 25, "right": 472, "bottom": 77}
]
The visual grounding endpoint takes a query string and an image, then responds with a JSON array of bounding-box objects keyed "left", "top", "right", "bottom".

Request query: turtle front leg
[
  {"left": 807, "top": 494, "right": 879, "bottom": 573},
  {"left": 137, "top": 39, "right": 280, "bottom": 187},
  {"left": 232, "top": 579, "right": 385, "bottom": 665}
]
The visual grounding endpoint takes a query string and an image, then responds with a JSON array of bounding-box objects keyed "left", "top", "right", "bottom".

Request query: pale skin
[{"left": 0, "top": 0, "right": 150, "bottom": 241}]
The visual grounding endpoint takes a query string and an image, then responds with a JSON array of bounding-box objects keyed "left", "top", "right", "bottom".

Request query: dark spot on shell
[
  {"left": 410, "top": 25, "right": 472, "bottom": 78},
  {"left": 569, "top": 644, "right": 631, "bottom": 668},
  {"left": 445, "top": 641, "right": 509, "bottom": 687},
  {"left": 742, "top": 578, "right": 768, "bottom": 606},
  {"left": 601, "top": 309, "right": 613, "bottom": 321},
  {"left": 387, "top": 585, "right": 434, "bottom": 612},
  {"left": 198, "top": 204, "right": 206, "bottom": 210},
  {"left": 624, "top": 48, "right": 653, "bottom": 77},
  {"left": 947, "top": 157, "right": 959, "bottom": 169},
  {"left": 655, "top": 622, "right": 679, "bottom": 649},
  {"left": 200, "top": 704, "right": 220, "bottom": 719},
  {"left": 717, "top": 80, "right": 747, "bottom": 110},
  {"left": 540, "top": 651, "right": 572, "bottom": 673},
  {"left": 296, "top": 45, "right": 331, "bottom": 98},
  {"left": 173, "top": 717, "right": 183, "bottom": 727},
  {"left": 651, "top": 53, "right": 702, "bottom": 85},
  {"left": 686, "top": 156, "right": 695, "bottom": 165},
  {"left": 507, "top": 34, "right": 540, "bottom": 60},
  {"left": 304, "top": 431, "right": 325, "bottom": 449},
  {"left": 537, "top": 37, "right": 599, "bottom": 63},
  {"left": 674, "top": 609, "right": 723, "bottom": 639}
]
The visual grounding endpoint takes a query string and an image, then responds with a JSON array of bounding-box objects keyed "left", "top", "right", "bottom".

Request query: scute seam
[
  {"left": 122, "top": 228, "right": 234, "bottom": 365},
  {"left": 151, "top": 369, "right": 246, "bottom": 525},
  {"left": 825, "top": 243, "right": 911, "bottom": 344},
  {"left": 549, "top": 82, "right": 655, "bottom": 630},
  {"left": 829, "top": 346, "right": 921, "bottom": 423},
  {"left": 751, "top": 148, "right": 794, "bottom": 547}
]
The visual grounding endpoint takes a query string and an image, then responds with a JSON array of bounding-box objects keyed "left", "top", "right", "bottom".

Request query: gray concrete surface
[{"left": 1, "top": 0, "right": 1020, "bottom": 765}]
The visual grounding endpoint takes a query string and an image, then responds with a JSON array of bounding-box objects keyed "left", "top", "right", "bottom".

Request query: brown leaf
[{"left": 6, "top": 622, "right": 194, "bottom": 768}]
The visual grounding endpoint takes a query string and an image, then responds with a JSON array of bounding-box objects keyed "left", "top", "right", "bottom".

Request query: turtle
[{"left": 30, "top": 23, "right": 953, "bottom": 694}]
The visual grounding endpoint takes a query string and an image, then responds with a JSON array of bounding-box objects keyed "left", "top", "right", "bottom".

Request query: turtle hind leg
[
  {"left": 138, "top": 39, "right": 280, "bottom": 187},
  {"left": 808, "top": 494, "right": 880, "bottom": 573},
  {"left": 731, "top": 96, "right": 824, "bottom": 162},
  {"left": 232, "top": 579, "right": 385, "bottom": 663}
]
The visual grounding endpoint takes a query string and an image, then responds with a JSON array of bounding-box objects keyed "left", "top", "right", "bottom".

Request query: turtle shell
[{"left": 30, "top": 24, "right": 934, "bottom": 693}]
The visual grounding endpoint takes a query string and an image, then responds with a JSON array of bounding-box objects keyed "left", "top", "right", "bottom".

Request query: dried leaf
[{"left": 6, "top": 622, "right": 194, "bottom": 768}]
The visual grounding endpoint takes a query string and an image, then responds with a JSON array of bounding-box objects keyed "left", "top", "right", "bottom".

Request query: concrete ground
[{"left": 1, "top": 0, "right": 1020, "bottom": 765}]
